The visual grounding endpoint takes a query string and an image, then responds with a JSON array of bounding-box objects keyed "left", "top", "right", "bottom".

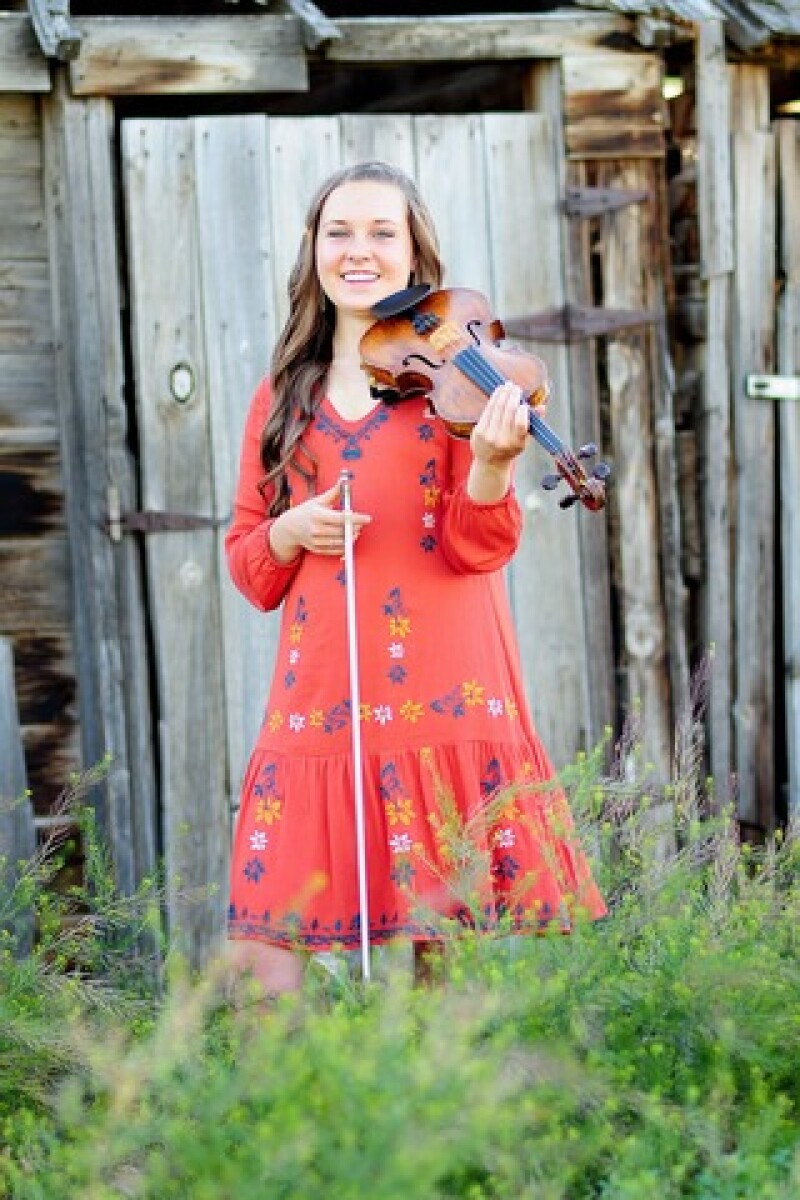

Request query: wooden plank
[
  {"left": 340, "top": 114, "right": 414, "bottom": 175},
  {"left": 563, "top": 53, "right": 665, "bottom": 160},
  {"left": 193, "top": 114, "right": 280, "bottom": 823},
  {"left": 0, "top": 382, "right": 58, "bottom": 433},
  {"left": 43, "top": 82, "right": 156, "bottom": 897},
  {"left": 0, "top": 14, "right": 50, "bottom": 92},
  {"left": 777, "top": 120, "right": 800, "bottom": 820},
  {"left": 0, "top": 94, "right": 40, "bottom": 137},
  {"left": 696, "top": 20, "right": 734, "bottom": 278},
  {"left": 69, "top": 16, "right": 308, "bottom": 96},
  {"left": 528, "top": 62, "right": 616, "bottom": 750},
  {"left": 600, "top": 160, "right": 671, "bottom": 783},
  {"left": 9, "top": 629, "right": 76, "bottom": 729},
  {"left": 0, "top": 636, "right": 35, "bottom": 956},
  {"left": 0, "top": 442, "right": 64, "bottom": 537},
  {"left": 731, "top": 127, "right": 776, "bottom": 828},
  {"left": 483, "top": 111, "right": 592, "bottom": 768},
  {"left": 0, "top": 535, "right": 71, "bottom": 630},
  {"left": 730, "top": 64, "right": 771, "bottom": 132},
  {"left": 0, "top": 260, "right": 53, "bottom": 350},
  {"left": 415, "top": 114, "right": 493, "bottom": 301},
  {"left": 123, "top": 117, "right": 229, "bottom": 963},
  {"left": 327, "top": 13, "right": 636, "bottom": 62},
  {"left": 266, "top": 116, "right": 340, "bottom": 334}
]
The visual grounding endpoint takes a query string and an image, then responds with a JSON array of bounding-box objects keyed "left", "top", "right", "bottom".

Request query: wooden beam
[
  {"left": 325, "top": 12, "right": 636, "bottom": 63},
  {"left": 0, "top": 637, "right": 35, "bottom": 957},
  {"left": 0, "top": 14, "right": 50, "bottom": 92},
  {"left": 69, "top": 15, "right": 308, "bottom": 97},
  {"left": 28, "top": 0, "right": 81, "bottom": 63}
]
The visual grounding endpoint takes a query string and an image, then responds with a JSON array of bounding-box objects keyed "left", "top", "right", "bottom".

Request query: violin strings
[{"left": 456, "top": 346, "right": 564, "bottom": 457}]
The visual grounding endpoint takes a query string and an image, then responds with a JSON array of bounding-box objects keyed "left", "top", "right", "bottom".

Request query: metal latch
[
  {"left": 746, "top": 374, "right": 800, "bottom": 400},
  {"left": 106, "top": 486, "right": 228, "bottom": 543}
]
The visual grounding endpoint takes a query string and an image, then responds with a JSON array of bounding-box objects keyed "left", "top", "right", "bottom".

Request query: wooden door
[{"left": 121, "top": 113, "right": 596, "bottom": 961}]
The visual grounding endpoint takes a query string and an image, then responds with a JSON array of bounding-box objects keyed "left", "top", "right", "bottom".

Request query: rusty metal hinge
[
  {"left": 106, "top": 486, "right": 228, "bottom": 542},
  {"left": 503, "top": 303, "right": 660, "bottom": 344},
  {"left": 564, "top": 186, "right": 651, "bottom": 218}
]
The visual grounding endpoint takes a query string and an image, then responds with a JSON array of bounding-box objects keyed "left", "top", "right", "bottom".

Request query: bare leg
[{"left": 227, "top": 940, "right": 305, "bottom": 1007}]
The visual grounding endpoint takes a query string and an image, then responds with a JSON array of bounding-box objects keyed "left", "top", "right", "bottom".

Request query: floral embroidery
[
  {"left": 493, "top": 827, "right": 516, "bottom": 849},
  {"left": 250, "top": 830, "right": 268, "bottom": 851},
  {"left": 268, "top": 711, "right": 284, "bottom": 732},
  {"left": 390, "top": 832, "right": 413, "bottom": 853},
  {"left": 289, "top": 714, "right": 305, "bottom": 732},
  {"left": 492, "top": 854, "right": 521, "bottom": 882},
  {"left": 289, "top": 624, "right": 304, "bottom": 645},
  {"left": 418, "top": 421, "right": 435, "bottom": 442},
  {"left": 400, "top": 700, "right": 425, "bottom": 723},
  {"left": 316, "top": 406, "right": 389, "bottom": 460},
  {"left": 374, "top": 704, "right": 393, "bottom": 725},
  {"left": 388, "top": 665, "right": 407, "bottom": 685},
  {"left": 309, "top": 709, "right": 324, "bottom": 728},
  {"left": 324, "top": 701, "right": 351, "bottom": 733},
  {"left": 488, "top": 697, "right": 504, "bottom": 717},
  {"left": 480, "top": 759, "right": 504, "bottom": 797},
  {"left": 243, "top": 857, "right": 266, "bottom": 883},
  {"left": 389, "top": 616, "right": 412, "bottom": 638},
  {"left": 462, "top": 680, "right": 485, "bottom": 707},
  {"left": 505, "top": 698, "right": 519, "bottom": 719},
  {"left": 359, "top": 703, "right": 373, "bottom": 721},
  {"left": 418, "top": 459, "right": 440, "bottom": 552},
  {"left": 430, "top": 686, "right": 466, "bottom": 718},
  {"left": 284, "top": 670, "right": 296, "bottom": 689},
  {"left": 389, "top": 643, "right": 405, "bottom": 659},
  {"left": 420, "top": 535, "right": 436, "bottom": 553},
  {"left": 386, "top": 797, "right": 415, "bottom": 826},
  {"left": 255, "top": 796, "right": 282, "bottom": 825},
  {"left": 391, "top": 860, "right": 416, "bottom": 886}
]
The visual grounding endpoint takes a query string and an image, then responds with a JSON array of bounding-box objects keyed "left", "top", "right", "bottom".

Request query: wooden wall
[{"left": 0, "top": 93, "right": 80, "bottom": 814}]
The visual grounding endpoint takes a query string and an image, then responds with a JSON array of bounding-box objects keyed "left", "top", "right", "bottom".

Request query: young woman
[{"left": 226, "top": 160, "right": 606, "bottom": 997}]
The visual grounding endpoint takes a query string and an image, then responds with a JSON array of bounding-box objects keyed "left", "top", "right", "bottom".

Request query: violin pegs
[
  {"left": 592, "top": 461, "right": 611, "bottom": 480},
  {"left": 541, "top": 473, "right": 561, "bottom": 492},
  {"left": 577, "top": 443, "right": 598, "bottom": 460},
  {"left": 558, "top": 494, "right": 580, "bottom": 510}
]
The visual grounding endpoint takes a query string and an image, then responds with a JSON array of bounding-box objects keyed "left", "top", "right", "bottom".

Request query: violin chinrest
[{"left": 371, "top": 284, "right": 432, "bottom": 319}]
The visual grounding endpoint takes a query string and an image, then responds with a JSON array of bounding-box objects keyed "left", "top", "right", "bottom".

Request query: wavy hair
[{"left": 259, "top": 160, "right": 444, "bottom": 516}]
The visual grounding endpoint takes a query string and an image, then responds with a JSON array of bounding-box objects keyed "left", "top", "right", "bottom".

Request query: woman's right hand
[{"left": 268, "top": 480, "right": 371, "bottom": 563}]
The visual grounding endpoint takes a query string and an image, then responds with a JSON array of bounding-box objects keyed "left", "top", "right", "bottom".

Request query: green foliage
[{"left": 2, "top": 692, "right": 800, "bottom": 1199}]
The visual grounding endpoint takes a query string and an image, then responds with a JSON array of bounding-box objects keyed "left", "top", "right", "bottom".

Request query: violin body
[{"left": 359, "top": 285, "right": 609, "bottom": 513}]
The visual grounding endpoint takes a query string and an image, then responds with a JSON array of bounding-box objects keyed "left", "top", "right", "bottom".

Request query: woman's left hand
[{"left": 469, "top": 381, "right": 532, "bottom": 469}]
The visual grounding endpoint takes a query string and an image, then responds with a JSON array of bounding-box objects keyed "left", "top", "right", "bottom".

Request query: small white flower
[
  {"left": 388, "top": 643, "right": 405, "bottom": 659},
  {"left": 390, "top": 833, "right": 412, "bottom": 854},
  {"left": 289, "top": 649, "right": 300, "bottom": 664},
  {"left": 422, "top": 513, "right": 436, "bottom": 528},
  {"left": 488, "top": 697, "right": 504, "bottom": 717},
  {"left": 289, "top": 713, "right": 305, "bottom": 732},
  {"left": 374, "top": 705, "right": 393, "bottom": 725},
  {"left": 250, "top": 830, "right": 268, "bottom": 851},
  {"left": 494, "top": 827, "right": 516, "bottom": 849}
]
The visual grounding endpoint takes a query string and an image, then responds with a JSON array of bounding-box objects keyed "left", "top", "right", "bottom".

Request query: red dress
[{"left": 226, "top": 380, "right": 606, "bottom": 950}]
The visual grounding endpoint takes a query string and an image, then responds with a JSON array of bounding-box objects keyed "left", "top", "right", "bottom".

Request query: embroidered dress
[{"left": 227, "top": 380, "right": 606, "bottom": 950}]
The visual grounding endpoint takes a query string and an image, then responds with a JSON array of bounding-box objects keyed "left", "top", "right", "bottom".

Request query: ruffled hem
[{"left": 228, "top": 739, "right": 607, "bottom": 952}]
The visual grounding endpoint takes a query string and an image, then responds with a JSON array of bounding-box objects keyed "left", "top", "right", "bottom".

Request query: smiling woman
[{"left": 224, "top": 160, "right": 606, "bottom": 1000}]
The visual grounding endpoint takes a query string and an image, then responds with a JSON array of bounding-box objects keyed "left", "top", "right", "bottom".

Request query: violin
[{"left": 359, "top": 285, "right": 610, "bottom": 512}]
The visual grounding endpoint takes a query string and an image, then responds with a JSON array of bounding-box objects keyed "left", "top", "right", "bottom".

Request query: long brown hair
[{"left": 260, "top": 160, "right": 444, "bottom": 516}]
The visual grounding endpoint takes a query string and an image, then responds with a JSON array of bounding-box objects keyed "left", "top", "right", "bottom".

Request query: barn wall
[{"left": 0, "top": 92, "right": 80, "bottom": 813}]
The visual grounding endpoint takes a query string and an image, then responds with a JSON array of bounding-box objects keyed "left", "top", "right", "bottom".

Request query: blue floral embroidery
[
  {"left": 324, "top": 700, "right": 351, "bottom": 733},
  {"left": 420, "top": 534, "right": 436, "bottom": 553},
  {"left": 391, "top": 860, "right": 416, "bottom": 886},
  {"left": 480, "top": 758, "right": 504, "bottom": 797},
  {"left": 254, "top": 763, "right": 278, "bottom": 798},
  {"left": 316, "top": 407, "right": 389, "bottom": 460},
  {"left": 284, "top": 670, "right": 296, "bottom": 689},
  {"left": 383, "top": 587, "right": 404, "bottom": 617},
  {"left": 418, "top": 422, "right": 435, "bottom": 442},
  {"left": 388, "top": 665, "right": 407, "bottom": 685},
  {"left": 492, "top": 855, "right": 521, "bottom": 882},
  {"left": 294, "top": 596, "right": 308, "bottom": 625},
  {"left": 380, "top": 762, "right": 404, "bottom": 801},
  {"left": 419, "top": 458, "right": 437, "bottom": 486},
  {"left": 243, "top": 857, "right": 266, "bottom": 883},
  {"left": 430, "top": 686, "right": 467, "bottom": 718}
]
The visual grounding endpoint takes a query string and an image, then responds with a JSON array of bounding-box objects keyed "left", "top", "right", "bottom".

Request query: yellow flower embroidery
[
  {"left": 462, "top": 680, "right": 484, "bottom": 707},
  {"left": 359, "top": 703, "right": 373, "bottom": 721},
  {"left": 505, "top": 698, "right": 519, "bottom": 719},
  {"left": 400, "top": 700, "right": 424, "bottom": 724},
  {"left": 389, "top": 616, "right": 412, "bottom": 638},
  {"left": 386, "top": 797, "right": 415, "bottom": 827},
  {"left": 309, "top": 709, "right": 324, "bottom": 728},
  {"left": 255, "top": 796, "right": 283, "bottom": 824},
  {"left": 268, "top": 710, "right": 284, "bottom": 732},
  {"left": 423, "top": 485, "right": 441, "bottom": 508},
  {"left": 288, "top": 623, "right": 304, "bottom": 645}
]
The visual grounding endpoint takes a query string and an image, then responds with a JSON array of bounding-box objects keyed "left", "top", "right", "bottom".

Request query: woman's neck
[{"left": 326, "top": 313, "right": 378, "bottom": 420}]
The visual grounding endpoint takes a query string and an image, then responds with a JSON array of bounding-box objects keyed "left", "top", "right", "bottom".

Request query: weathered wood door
[{"left": 120, "top": 113, "right": 598, "bottom": 960}]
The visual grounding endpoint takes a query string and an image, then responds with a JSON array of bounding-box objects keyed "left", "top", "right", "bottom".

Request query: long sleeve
[
  {"left": 225, "top": 379, "right": 303, "bottom": 612},
  {"left": 438, "top": 435, "right": 523, "bottom": 574}
]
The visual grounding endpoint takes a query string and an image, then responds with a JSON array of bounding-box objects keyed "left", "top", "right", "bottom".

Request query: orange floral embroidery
[
  {"left": 309, "top": 709, "right": 324, "bottom": 728},
  {"left": 423, "top": 485, "right": 441, "bottom": 507},
  {"left": 462, "top": 680, "right": 485, "bottom": 707},
  {"left": 400, "top": 700, "right": 425, "bottom": 724},
  {"left": 505, "top": 698, "right": 519, "bottom": 719},
  {"left": 268, "top": 710, "right": 284, "bottom": 732},
  {"left": 359, "top": 702, "right": 373, "bottom": 721},
  {"left": 389, "top": 616, "right": 412, "bottom": 638},
  {"left": 255, "top": 796, "right": 283, "bottom": 824},
  {"left": 386, "top": 797, "right": 415, "bottom": 826},
  {"left": 288, "top": 623, "right": 304, "bottom": 645}
]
